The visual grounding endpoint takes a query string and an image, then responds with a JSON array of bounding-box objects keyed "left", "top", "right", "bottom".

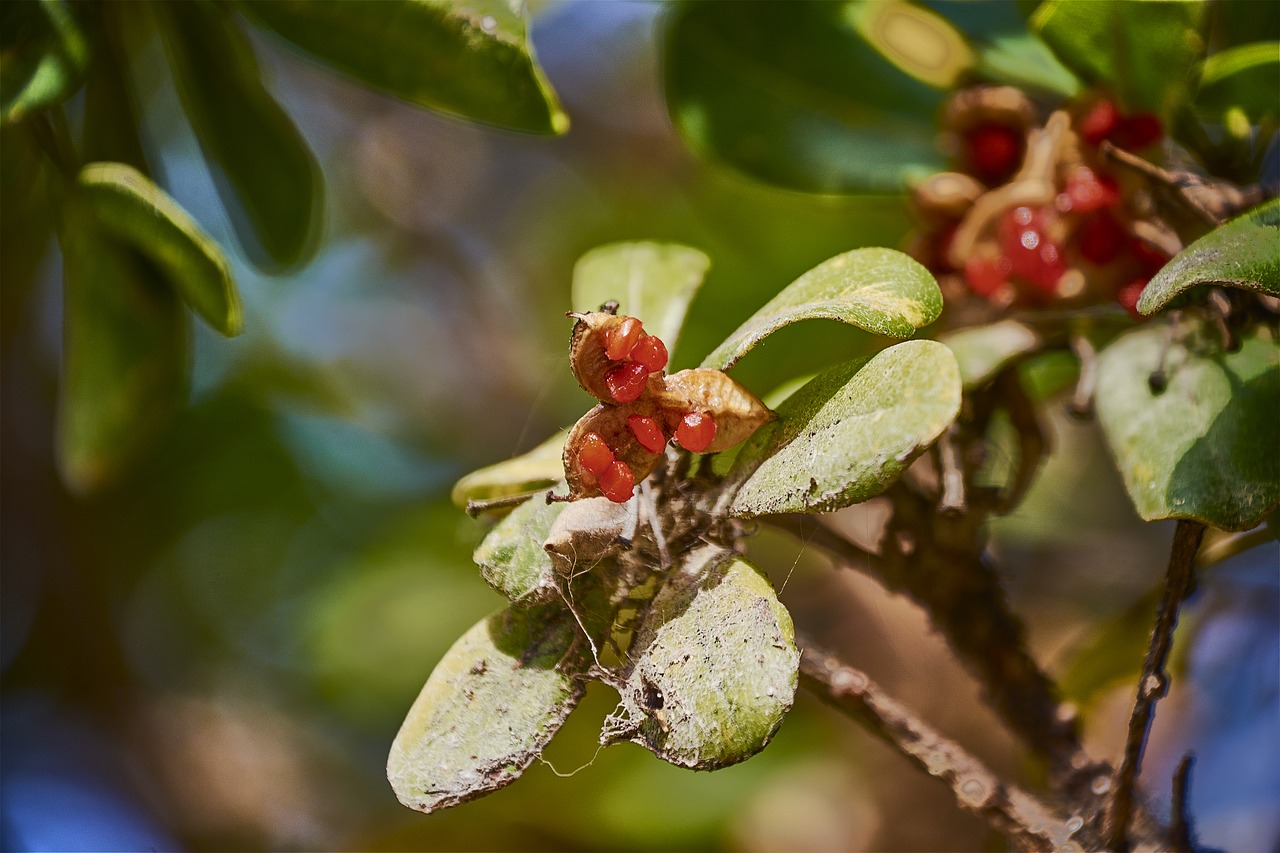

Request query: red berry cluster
[{"left": 601, "top": 316, "right": 668, "bottom": 402}]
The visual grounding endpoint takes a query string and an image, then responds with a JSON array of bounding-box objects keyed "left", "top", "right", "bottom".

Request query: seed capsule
[
  {"left": 604, "top": 317, "right": 644, "bottom": 360},
  {"left": 606, "top": 362, "right": 649, "bottom": 403},
  {"left": 598, "top": 460, "right": 635, "bottom": 503},
  {"left": 577, "top": 432, "right": 614, "bottom": 476},
  {"left": 630, "top": 334, "right": 668, "bottom": 373},
  {"left": 627, "top": 415, "right": 666, "bottom": 454},
  {"left": 676, "top": 411, "right": 717, "bottom": 453}
]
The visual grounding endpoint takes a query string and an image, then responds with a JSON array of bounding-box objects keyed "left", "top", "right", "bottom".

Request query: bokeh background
[{"left": 2, "top": 2, "right": 1276, "bottom": 850}]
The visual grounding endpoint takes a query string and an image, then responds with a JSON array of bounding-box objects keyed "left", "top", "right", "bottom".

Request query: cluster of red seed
[
  {"left": 911, "top": 89, "right": 1172, "bottom": 317},
  {"left": 601, "top": 316, "right": 669, "bottom": 402}
]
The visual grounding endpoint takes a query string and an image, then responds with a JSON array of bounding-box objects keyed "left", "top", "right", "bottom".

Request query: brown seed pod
[
  {"left": 911, "top": 172, "right": 985, "bottom": 228},
  {"left": 941, "top": 85, "right": 1036, "bottom": 135},
  {"left": 568, "top": 312, "right": 666, "bottom": 404},
  {"left": 651, "top": 369, "right": 774, "bottom": 454},
  {"left": 563, "top": 401, "right": 666, "bottom": 501},
  {"left": 543, "top": 497, "right": 629, "bottom": 576}
]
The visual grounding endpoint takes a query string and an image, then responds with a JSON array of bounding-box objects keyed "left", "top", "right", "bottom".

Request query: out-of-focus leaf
[
  {"left": 239, "top": 0, "right": 567, "bottom": 135},
  {"left": 664, "top": 1, "right": 945, "bottom": 193},
  {"left": 1, "top": 0, "right": 89, "bottom": 124},
  {"left": 602, "top": 547, "right": 798, "bottom": 769},
  {"left": 82, "top": 6, "right": 149, "bottom": 173},
  {"left": 159, "top": 0, "right": 320, "bottom": 271},
  {"left": 847, "top": 1, "right": 973, "bottom": 89},
  {"left": 1138, "top": 198, "right": 1280, "bottom": 314},
  {"left": 702, "top": 248, "right": 942, "bottom": 371},
  {"left": 56, "top": 210, "right": 187, "bottom": 495},
  {"left": 729, "top": 340, "right": 961, "bottom": 516},
  {"left": 1031, "top": 0, "right": 1207, "bottom": 122},
  {"left": 1196, "top": 42, "right": 1280, "bottom": 126},
  {"left": 473, "top": 496, "right": 565, "bottom": 601},
  {"left": 1096, "top": 325, "right": 1279, "bottom": 531},
  {"left": 941, "top": 319, "right": 1042, "bottom": 389},
  {"left": 76, "top": 163, "right": 241, "bottom": 336},
  {"left": 387, "top": 602, "right": 587, "bottom": 814},
  {"left": 451, "top": 432, "right": 565, "bottom": 509},
  {"left": 571, "top": 242, "right": 710, "bottom": 356}
]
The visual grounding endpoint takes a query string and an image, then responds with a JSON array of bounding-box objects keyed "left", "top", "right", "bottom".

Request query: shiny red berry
[
  {"left": 605, "top": 362, "right": 649, "bottom": 403},
  {"left": 1061, "top": 167, "right": 1120, "bottom": 214},
  {"left": 1113, "top": 113, "right": 1163, "bottom": 150},
  {"left": 964, "top": 255, "right": 1010, "bottom": 298},
  {"left": 676, "top": 411, "right": 717, "bottom": 453},
  {"left": 631, "top": 334, "right": 668, "bottom": 373},
  {"left": 1080, "top": 99, "right": 1120, "bottom": 146},
  {"left": 966, "top": 124, "right": 1023, "bottom": 184},
  {"left": 1000, "top": 206, "right": 1066, "bottom": 294},
  {"left": 598, "top": 460, "right": 635, "bottom": 503},
  {"left": 1077, "top": 211, "right": 1127, "bottom": 265},
  {"left": 627, "top": 414, "right": 667, "bottom": 454},
  {"left": 1117, "top": 279, "right": 1148, "bottom": 318},
  {"left": 577, "top": 432, "right": 615, "bottom": 477},
  {"left": 604, "top": 317, "right": 644, "bottom": 360}
]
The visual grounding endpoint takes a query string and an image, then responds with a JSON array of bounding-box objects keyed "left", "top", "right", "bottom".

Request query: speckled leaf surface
[
  {"left": 1096, "top": 325, "right": 1279, "bottom": 531},
  {"left": 388, "top": 603, "right": 586, "bottom": 814},
  {"left": 602, "top": 547, "right": 798, "bottom": 769},
  {"left": 941, "top": 320, "right": 1042, "bottom": 389},
  {"left": 572, "top": 242, "right": 710, "bottom": 355},
  {"left": 729, "top": 340, "right": 961, "bottom": 516},
  {"left": 702, "top": 248, "right": 941, "bottom": 371},
  {"left": 473, "top": 496, "right": 566, "bottom": 601},
  {"left": 1138, "top": 198, "right": 1280, "bottom": 314},
  {"left": 451, "top": 432, "right": 565, "bottom": 508}
]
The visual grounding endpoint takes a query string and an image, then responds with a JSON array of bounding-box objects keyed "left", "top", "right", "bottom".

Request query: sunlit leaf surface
[
  {"left": 1, "top": 0, "right": 89, "bottom": 124},
  {"left": 473, "top": 496, "right": 565, "bottom": 601},
  {"left": 451, "top": 432, "right": 565, "bottom": 509},
  {"left": 1196, "top": 42, "right": 1280, "bottom": 126}
]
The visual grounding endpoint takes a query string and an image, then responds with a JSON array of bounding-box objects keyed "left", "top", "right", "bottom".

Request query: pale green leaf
[
  {"left": 1, "top": 0, "right": 89, "bottom": 124},
  {"left": 451, "top": 432, "right": 565, "bottom": 509},
  {"left": 240, "top": 0, "right": 568, "bottom": 135},
  {"left": 571, "top": 242, "right": 710, "bottom": 356},
  {"left": 76, "top": 163, "right": 241, "bottom": 336},
  {"left": 473, "top": 496, "right": 565, "bottom": 601},
  {"left": 1096, "top": 324, "right": 1279, "bottom": 531},
  {"left": 1138, "top": 198, "right": 1280, "bottom": 314},
  {"left": 941, "top": 319, "right": 1043, "bottom": 389},
  {"left": 602, "top": 547, "right": 798, "bottom": 769},
  {"left": 729, "top": 340, "right": 961, "bottom": 516},
  {"left": 702, "top": 248, "right": 942, "bottom": 371}
]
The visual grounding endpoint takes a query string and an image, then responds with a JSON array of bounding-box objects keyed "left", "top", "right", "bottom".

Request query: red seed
[
  {"left": 1113, "top": 113, "right": 1163, "bottom": 150},
  {"left": 1063, "top": 167, "right": 1120, "bottom": 214},
  {"left": 1079, "top": 99, "right": 1120, "bottom": 146},
  {"left": 604, "top": 317, "right": 643, "bottom": 360},
  {"left": 966, "top": 124, "right": 1022, "bottom": 185},
  {"left": 577, "top": 432, "right": 614, "bottom": 477},
  {"left": 1117, "top": 279, "right": 1148, "bottom": 318},
  {"left": 999, "top": 206, "right": 1066, "bottom": 293},
  {"left": 676, "top": 411, "right": 717, "bottom": 453},
  {"left": 630, "top": 334, "right": 668, "bottom": 373},
  {"left": 1077, "top": 211, "right": 1127, "bottom": 265},
  {"left": 963, "top": 255, "right": 1010, "bottom": 298},
  {"left": 627, "top": 415, "right": 666, "bottom": 454},
  {"left": 605, "top": 362, "right": 649, "bottom": 402},
  {"left": 598, "top": 460, "right": 635, "bottom": 503}
]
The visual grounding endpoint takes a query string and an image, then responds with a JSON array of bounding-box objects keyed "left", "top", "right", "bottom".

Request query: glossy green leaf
[
  {"left": 1, "top": 0, "right": 89, "bottom": 124},
  {"left": 473, "top": 496, "right": 566, "bottom": 601},
  {"left": 664, "top": 1, "right": 945, "bottom": 193},
  {"left": 1196, "top": 42, "right": 1280, "bottom": 126},
  {"left": 926, "top": 0, "right": 1079, "bottom": 97},
  {"left": 601, "top": 547, "right": 798, "bottom": 769},
  {"left": 388, "top": 602, "right": 587, "bottom": 814},
  {"left": 941, "top": 319, "right": 1043, "bottom": 389},
  {"left": 702, "top": 248, "right": 942, "bottom": 371},
  {"left": 1031, "top": 0, "right": 1207, "bottom": 121},
  {"left": 240, "top": 0, "right": 567, "bottom": 135},
  {"left": 451, "top": 432, "right": 565, "bottom": 509},
  {"left": 729, "top": 340, "right": 962, "bottom": 516},
  {"left": 1138, "top": 198, "right": 1280, "bottom": 314},
  {"left": 159, "top": 0, "right": 320, "bottom": 271},
  {"left": 571, "top": 242, "right": 710, "bottom": 356},
  {"left": 1096, "top": 325, "right": 1280, "bottom": 531},
  {"left": 56, "top": 212, "right": 187, "bottom": 495},
  {"left": 76, "top": 163, "right": 241, "bottom": 336}
]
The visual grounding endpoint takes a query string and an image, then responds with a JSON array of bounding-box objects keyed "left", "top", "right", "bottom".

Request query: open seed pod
[
  {"left": 651, "top": 369, "right": 775, "bottom": 454},
  {"left": 563, "top": 402, "right": 668, "bottom": 501},
  {"left": 568, "top": 312, "right": 669, "bottom": 404}
]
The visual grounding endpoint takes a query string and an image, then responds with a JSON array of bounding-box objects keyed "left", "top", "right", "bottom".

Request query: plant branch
[
  {"left": 1105, "top": 519, "right": 1206, "bottom": 850},
  {"left": 798, "top": 637, "right": 1076, "bottom": 852}
]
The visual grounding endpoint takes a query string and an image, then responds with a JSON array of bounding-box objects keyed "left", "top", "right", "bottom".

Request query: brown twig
[
  {"left": 936, "top": 425, "right": 967, "bottom": 516},
  {"left": 1105, "top": 519, "right": 1206, "bottom": 850},
  {"left": 1067, "top": 332, "right": 1098, "bottom": 419},
  {"left": 1169, "top": 754, "right": 1197, "bottom": 853},
  {"left": 798, "top": 638, "right": 1078, "bottom": 852}
]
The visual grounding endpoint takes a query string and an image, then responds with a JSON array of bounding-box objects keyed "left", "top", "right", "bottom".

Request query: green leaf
[
  {"left": 1138, "top": 198, "right": 1280, "bottom": 314},
  {"left": 82, "top": 7, "right": 149, "bottom": 172},
  {"left": 451, "top": 432, "right": 565, "bottom": 509},
  {"left": 158, "top": 0, "right": 320, "bottom": 271},
  {"left": 941, "top": 319, "right": 1043, "bottom": 389},
  {"left": 602, "top": 547, "right": 798, "bottom": 769},
  {"left": 1, "top": 0, "right": 89, "bottom": 124},
  {"left": 473, "top": 496, "right": 566, "bottom": 601},
  {"left": 847, "top": 1, "right": 974, "bottom": 89},
  {"left": 729, "top": 340, "right": 962, "bottom": 516},
  {"left": 1196, "top": 42, "right": 1280, "bottom": 126},
  {"left": 571, "top": 242, "right": 711, "bottom": 356},
  {"left": 929, "top": 0, "right": 1079, "bottom": 97},
  {"left": 56, "top": 213, "right": 187, "bottom": 495},
  {"left": 1096, "top": 324, "right": 1280, "bottom": 531},
  {"left": 1031, "top": 0, "right": 1207, "bottom": 121},
  {"left": 239, "top": 0, "right": 567, "bottom": 135},
  {"left": 664, "top": 1, "right": 945, "bottom": 193},
  {"left": 702, "top": 248, "right": 942, "bottom": 371},
  {"left": 76, "top": 163, "right": 241, "bottom": 336},
  {"left": 387, "top": 602, "right": 587, "bottom": 814}
]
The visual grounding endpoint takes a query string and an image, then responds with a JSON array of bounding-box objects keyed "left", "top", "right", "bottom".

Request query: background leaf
[
  {"left": 664, "top": 0, "right": 945, "bottom": 193},
  {"left": 1138, "top": 197, "right": 1280, "bottom": 314},
  {"left": 702, "top": 248, "right": 942, "bottom": 371},
  {"left": 1195, "top": 42, "right": 1280, "bottom": 126},
  {"left": 940, "top": 319, "right": 1042, "bottom": 389},
  {"left": 159, "top": 0, "right": 321, "bottom": 271},
  {"left": 240, "top": 0, "right": 568, "bottom": 135},
  {"left": 76, "top": 163, "right": 241, "bottom": 336},
  {"left": 1096, "top": 324, "right": 1279, "bottom": 531},
  {"left": 387, "top": 602, "right": 587, "bottom": 814},
  {"left": 571, "top": 242, "right": 710, "bottom": 357},
  {"left": 451, "top": 432, "right": 565, "bottom": 509},
  {"left": 729, "top": 340, "right": 961, "bottom": 516},
  {"left": 847, "top": 1, "right": 974, "bottom": 89},
  {"left": 1032, "top": 0, "right": 1207, "bottom": 122},
  {"left": 1, "top": 0, "right": 89, "bottom": 124}
]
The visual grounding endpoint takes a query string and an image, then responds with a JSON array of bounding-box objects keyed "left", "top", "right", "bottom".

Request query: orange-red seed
[
  {"left": 676, "top": 411, "right": 717, "bottom": 453},
  {"left": 577, "top": 432, "right": 614, "bottom": 477},
  {"left": 630, "top": 334, "right": 668, "bottom": 373},
  {"left": 604, "top": 317, "right": 644, "bottom": 360},
  {"left": 606, "top": 362, "right": 649, "bottom": 403},
  {"left": 598, "top": 460, "right": 635, "bottom": 503},
  {"left": 627, "top": 415, "right": 666, "bottom": 454}
]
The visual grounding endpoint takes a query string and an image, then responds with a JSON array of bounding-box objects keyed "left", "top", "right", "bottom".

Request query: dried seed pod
[
  {"left": 911, "top": 172, "right": 985, "bottom": 228},
  {"left": 942, "top": 85, "right": 1036, "bottom": 135},
  {"left": 651, "top": 369, "right": 774, "bottom": 454},
  {"left": 563, "top": 403, "right": 665, "bottom": 501},
  {"left": 568, "top": 312, "right": 666, "bottom": 403}
]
